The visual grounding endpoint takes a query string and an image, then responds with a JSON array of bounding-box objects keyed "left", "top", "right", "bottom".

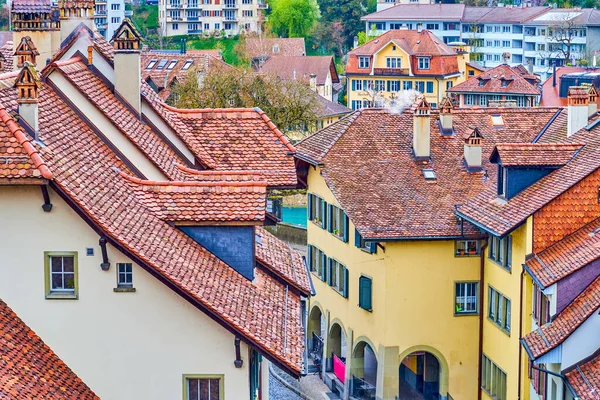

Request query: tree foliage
[
  {"left": 267, "top": 0, "right": 319, "bottom": 38},
  {"left": 171, "top": 67, "right": 320, "bottom": 132}
]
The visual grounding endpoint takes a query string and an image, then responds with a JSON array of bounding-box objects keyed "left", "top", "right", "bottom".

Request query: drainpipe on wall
[
  {"left": 530, "top": 365, "right": 580, "bottom": 400},
  {"left": 477, "top": 240, "right": 488, "bottom": 400},
  {"left": 517, "top": 268, "right": 525, "bottom": 399}
]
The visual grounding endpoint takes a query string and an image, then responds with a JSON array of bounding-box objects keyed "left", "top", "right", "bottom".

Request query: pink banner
[{"left": 333, "top": 354, "right": 345, "bottom": 383}]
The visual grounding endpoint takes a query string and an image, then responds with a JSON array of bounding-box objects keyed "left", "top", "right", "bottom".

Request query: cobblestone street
[{"left": 269, "top": 365, "right": 335, "bottom": 400}]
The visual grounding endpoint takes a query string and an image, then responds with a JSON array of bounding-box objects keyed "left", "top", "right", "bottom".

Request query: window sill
[
  {"left": 114, "top": 287, "right": 136, "bottom": 293},
  {"left": 454, "top": 311, "right": 479, "bottom": 317},
  {"left": 487, "top": 317, "right": 511, "bottom": 337},
  {"left": 310, "top": 270, "right": 325, "bottom": 281},
  {"left": 310, "top": 220, "right": 325, "bottom": 230},
  {"left": 46, "top": 292, "right": 78, "bottom": 300},
  {"left": 358, "top": 247, "right": 374, "bottom": 254},
  {"left": 332, "top": 233, "right": 347, "bottom": 243},
  {"left": 332, "top": 287, "right": 347, "bottom": 298},
  {"left": 455, "top": 253, "right": 480, "bottom": 257},
  {"left": 358, "top": 306, "right": 373, "bottom": 313}
]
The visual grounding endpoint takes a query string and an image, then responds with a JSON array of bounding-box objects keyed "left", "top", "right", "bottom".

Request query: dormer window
[
  {"left": 146, "top": 59, "right": 158, "bottom": 69},
  {"left": 417, "top": 57, "right": 430, "bottom": 70},
  {"left": 478, "top": 79, "right": 486, "bottom": 87},
  {"left": 501, "top": 79, "right": 509, "bottom": 88},
  {"left": 272, "top": 44, "right": 280, "bottom": 54},
  {"left": 359, "top": 56, "right": 370, "bottom": 69}
]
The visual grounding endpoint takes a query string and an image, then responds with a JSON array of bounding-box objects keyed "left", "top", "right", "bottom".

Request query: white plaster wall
[
  {"left": 58, "top": 35, "right": 115, "bottom": 84},
  {"left": 0, "top": 185, "right": 253, "bottom": 399},
  {"left": 562, "top": 311, "right": 600, "bottom": 368},
  {"left": 114, "top": 52, "right": 142, "bottom": 113},
  {"left": 47, "top": 72, "right": 167, "bottom": 181}
]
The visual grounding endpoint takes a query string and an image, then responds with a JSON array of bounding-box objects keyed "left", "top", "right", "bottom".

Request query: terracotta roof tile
[
  {"left": 525, "top": 217, "right": 600, "bottom": 288},
  {"left": 245, "top": 38, "right": 306, "bottom": 59},
  {"left": 539, "top": 67, "right": 593, "bottom": 107},
  {"left": 448, "top": 64, "right": 540, "bottom": 96},
  {"left": 522, "top": 275, "right": 600, "bottom": 359},
  {"left": 492, "top": 143, "right": 582, "bottom": 167},
  {"left": 0, "top": 42, "right": 13, "bottom": 74},
  {"left": 566, "top": 352, "right": 600, "bottom": 400},
  {"left": 255, "top": 227, "right": 312, "bottom": 295},
  {"left": 258, "top": 56, "right": 339, "bottom": 85},
  {"left": 315, "top": 94, "right": 351, "bottom": 118},
  {"left": 11, "top": 0, "right": 51, "bottom": 13},
  {"left": 296, "top": 107, "right": 566, "bottom": 240},
  {"left": 0, "top": 299, "right": 98, "bottom": 399}
]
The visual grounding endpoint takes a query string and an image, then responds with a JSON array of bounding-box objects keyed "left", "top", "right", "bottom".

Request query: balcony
[
  {"left": 257, "top": 2, "right": 268, "bottom": 8},
  {"left": 224, "top": 2, "right": 237, "bottom": 8},
  {"left": 167, "top": 3, "right": 182, "bottom": 7},
  {"left": 373, "top": 67, "right": 409, "bottom": 76},
  {"left": 224, "top": 16, "right": 238, "bottom": 21},
  {"left": 187, "top": 16, "right": 199, "bottom": 20},
  {"left": 188, "top": 29, "right": 202, "bottom": 34}
]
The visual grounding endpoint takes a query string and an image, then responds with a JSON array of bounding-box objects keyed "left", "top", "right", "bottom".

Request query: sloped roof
[
  {"left": 522, "top": 275, "right": 600, "bottom": 359},
  {"left": 539, "top": 67, "right": 599, "bottom": 107},
  {"left": 295, "top": 106, "right": 566, "bottom": 240},
  {"left": 490, "top": 143, "right": 582, "bottom": 167},
  {"left": 11, "top": 0, "right": 51, "bottom": 13},
  {"left": 245, "top": 38, "right": 306, "bottom": 59},
  {"left": 525, "top": 217, "right": 600, "bottom": 288},
  {"left": 448, "top": 64, "right": 540, "bottom": 96},
  {"left": 0, "top": 299, "right": 98, "bottom": 399},
  {"left": 258, "top": 56, "right": 339, "bottom": 85},
  {"left": 315, "top": 94, "right": 351, "bottom": 118},
  {"left": 462, "top": 6, "right": 549, "bottom": 23},
  {"left": 566, "top": 352, "right": 600, "bottom": 400},
  {"left": 362, "top": 4, "right": 465, "bottom": 21}
]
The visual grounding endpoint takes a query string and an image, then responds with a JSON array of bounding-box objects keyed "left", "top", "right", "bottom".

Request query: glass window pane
[
  {"left": 188, "top": 379, "right": 199, "bottom": 400},
  {"left": 51, "top": 273, "right": 63, "bottom": 289},
  {"left": 63, "top": 256, "right": 74, "bottom": 272},
  {"left": 199, "top": 379, "right": 209, "bottom": 399},
  {"left": 51, "top": 257, "right": 62, "bottom": 272},
  {"left": 64, "top": 273, "right": 75, "bottom": 289},
  {"left": 210, "top": 379, "right": 220, "bottom": 399}
]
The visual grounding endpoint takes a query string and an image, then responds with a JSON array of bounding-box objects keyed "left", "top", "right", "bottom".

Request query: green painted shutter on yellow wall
[
  {"left": 307, "top": 194, "right": 313, "bottom": 220},
  {"left": 343, "top": 268, "right": 349, "bottom": 299},
  {"left": 342, "top": 214, "right": 349, "bottom": 243},
  {"left": 359, "top": 276, "right": 372, "bottom": 311}
]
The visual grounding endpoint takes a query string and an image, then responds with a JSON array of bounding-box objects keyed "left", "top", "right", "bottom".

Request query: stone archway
[
  {"left": 398, "top": 346, "right": 449, "bottom": 400},
  {"left": 350, "top": 339, "right": 377, "bottom": 400}
]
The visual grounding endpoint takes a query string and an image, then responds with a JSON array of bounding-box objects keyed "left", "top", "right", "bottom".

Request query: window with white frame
[
  {"left": 181, "top": 60, "right": 193, "bottom": 70},
  {"left": 352, "top": 79, "right": 363, "bottom": 91},
  {"left": 146, "top": 59, "right": 158, "bottom": 69},
  {"left": 464, "top": 94, "right": 475, "bottom": 106},
  {"left": 386, "top": 57, "right": 402, "bottom": 69},
  {"left": 455, "top": 282, "right": 478, "bottom": 314},
  {"left": 329, "top": 205, "right": 346, "bottom": 240},
  {"left": 111, "top": 17, "right": 121, "bottom": 23},
  {"left": 455, "top": 240, "right": 480, "bottom": 256},
  {"left": 45, "top": 252, "right": 78, "bottom": 299},
  {"left": 111, "top": 3, "right": 120, "bottom": 10},
  {"left": 488, "top": 286, "right": 511, "bottom": 333},
  {"left": 417, "top": 57, "right": 430, "bottom": 70},
  {"left": 185, "top": 376, "right": 222, "bottom": 400},
  {"left": 359, "top": 56, "right": 370, "bottom": 69},
  {"left": 389, "top": 80, "right": 400, "bottom": 92},
  {"left": 308, "top": 245, "right": 326, "bottom": 280},
  {"left": 117, "top": 263, "right": 133, "bottom": 288},
  {"left": 166, "top": 60, "right": 178, "bottom": 70}
]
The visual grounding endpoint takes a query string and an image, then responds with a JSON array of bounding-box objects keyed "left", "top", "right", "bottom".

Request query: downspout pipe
[
  {"left": 518, "top": 268, "right": 525, "bottom": 399},
  {"left": 477, "top": 240, "right": 488, "bottom": 400},
  {"left": 530, "top": 364, "right": 580, "bottom": 400}
]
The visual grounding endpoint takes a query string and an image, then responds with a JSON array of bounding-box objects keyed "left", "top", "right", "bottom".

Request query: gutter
[
  {"left": 517, "top": 268, "right": 525, "bottom": 399},
  {"left": 477, "top": 240, "right": 488, "bottom": 400},
  {"left": 530, "top": 364, "right": 580, "bottom": 400},
  {"left": 292, "top": 152, "right": 323, "bottom": 167}
]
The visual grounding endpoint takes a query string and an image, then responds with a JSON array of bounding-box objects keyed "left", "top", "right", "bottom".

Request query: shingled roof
[
  {"left": 522, "top": 275, "right": 600, "bottom": 360},
  {"left": 490, "top": 143, "right": 582, "bottom": 167},
  {"left": 11, "top": 0, "right": 51, "bottom": 13},
  {"left": 295, "top": 106, "right": 566, "bottom": 240},
  {"left": 257, "top": 56, "right": 339, "bottom": 85},
  {"left": 448, "top": 64, "right": 540, "bottom": 96},
  {"left": 566, "top": 352, "right": 600, "bottom": 400},
  {"left": 0, "top": 299, "right": 98, "bottom": 399},
  {"left": 245, "top": 38, "right": 306, "bottom": 60}
]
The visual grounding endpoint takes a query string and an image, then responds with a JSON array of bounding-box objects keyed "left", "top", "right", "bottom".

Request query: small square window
[
  {"left": 455, "top": 240, "right": 480, "bottom": 256},
  {"left": 184, "top": 375, "right": 223, "bottom": 400},
  {"left": 423, "top": 169, "right": 436, "bottom": 180},
  {"left": 115, "top": 263, "right": 135, "bottom": 291},
  {"left": 86, "top": 248, "right": 94, "bottom": 256}
]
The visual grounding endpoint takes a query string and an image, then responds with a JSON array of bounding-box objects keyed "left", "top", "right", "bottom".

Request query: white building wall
[
  {"left": 562, "top": 312, "right": 600, "bottom": 368},
  {"left": 0, "top": 185, "right": 254, "bottom": 400}
]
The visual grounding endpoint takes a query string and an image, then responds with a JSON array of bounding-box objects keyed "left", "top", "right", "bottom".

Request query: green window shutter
[
  {"left": 359, "top": 276, "right": 372, "bottom": 310},
  {"left": 327, "top": 204, "right": 333, "bottom": 233},
  {"left": 343, "top": 267, "right": 349, "bottom": 298},
  {"left": 321, "top": 200, "right": 327, "bottom": 230},
  {"left": 368, "top": 242, "right": 377, "bottom": 254},
  {"left": 343, "top": 213, "right": 349, "bottom": 243},
  {"left": 307, "top": 245, "right": 313, "bottom": 270},
  {"left": 354, "top": 228, "right": 361, "bottom": 248},
  {"left": 327, "top": 258, "right": 333, "bottom": 286},
  {"left": 307, "top": 194, "right": 313, "bottom": 220},
  {"left": 321, "top": 252, "right": 327, "bottom": 282},
  {"left": 506, "top": 236, "right": 512, "bottom": 269},
  {"left": 386, "top": 80, "right": 391, "bottom": 92}
]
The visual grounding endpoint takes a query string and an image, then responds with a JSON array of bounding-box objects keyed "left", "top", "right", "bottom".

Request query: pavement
[{"left": 269, "top": 365, "right": 337, "bottom": 400}]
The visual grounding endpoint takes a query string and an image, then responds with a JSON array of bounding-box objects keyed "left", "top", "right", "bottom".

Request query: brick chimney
[
  {"left": 58, "top": 0, "right": 94, "bottom": 42},
  {"left": 14, "top": 62, "right": 41, "bottom": 137},
  {"left": 112, "top": 18, "right": 142, "bottom": 114},
  {"left": 413, "top": 96, "right": 431, "bottom": 160},
  {"left": 567, "top": 86, "right": 590, "bottom": 137},
  {"left": 309, "top": 73, "right": 317, "bottom": 92},
  {"left": 464, "top": 126, "right": 483, "bottom": 171},
  {"left": 14, "top": 36, "right": 39, "bottom": 68},
  {"left": 587, "top": 85, "right": 598, "bottom": 117},
  {"left": 439, "top": 96, "right": 453, "bottom": 134}
]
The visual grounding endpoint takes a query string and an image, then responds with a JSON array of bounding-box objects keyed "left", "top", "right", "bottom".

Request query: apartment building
[
  {"left": 94, "top": 0, "right": 126, "bottom": 39},
  {"left": 158, "top": 0, "right": 267, "bottom": 37},
  {"left": 362, "top": 4, "right": 600, "bottom": 79}
]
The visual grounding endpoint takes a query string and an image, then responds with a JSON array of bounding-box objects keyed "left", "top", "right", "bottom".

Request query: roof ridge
[
  {"left": 0, "top": 106, "right": 52, "bottom": 179},
  {"left": 174, "top": 163, "right": 263, "bottom": 177},
  {"left": 115, "top": 168, "right": 268, "bottom": 188}
]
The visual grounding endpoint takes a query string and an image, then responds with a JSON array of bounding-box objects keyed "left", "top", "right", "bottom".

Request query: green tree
[
  {"left": 267, "top": 0, "right": 318, "bottom": 38},
  {"left": 317, "top": 0, "right": 375, "bottom": 50}
]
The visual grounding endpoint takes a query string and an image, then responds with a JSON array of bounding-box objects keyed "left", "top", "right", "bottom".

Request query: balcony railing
[
  {"left": 373, "top": 67, "right": 409, "bottom": 76},
  {"left": 187, "top": 16, "right": 199, "bottom": 20}
]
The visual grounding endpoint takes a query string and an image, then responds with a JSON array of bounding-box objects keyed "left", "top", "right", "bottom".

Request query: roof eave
[{"left": 293, "top": 152, "right": 324, "bottom": 167}]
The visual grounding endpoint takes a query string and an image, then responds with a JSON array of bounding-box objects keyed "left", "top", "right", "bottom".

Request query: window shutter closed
[
  {"left": 354, "top": 228, "right": 361, "bottom": 248},
  {"left": 359, "top": 276, "right": 372, "bottom": 310},
  {"left": 307, "top": 194, "right": 313, "bottom": 220},
  {"left": 307, "top": 245, "right": 313, "bottom": 270},
  {"left": 506, "top": 236, "right": 512, "bottom": 268},
  {"left": 327, "top": 258, "right": 332, "bottom": 286},
  {"left": 321, "top": 201, "right": 327, "bottom": 230},
  {"left": 321, "top": 252, "right": 327, "bottom": 282},
  {"left": 343, "top": 268, "right": 349, "bottom": 298},
  {"left": 327, "top": 204, "right": 333, "bottom": 233},
  {"left": 369, "top": 242, "right": 377, "bottom": 254},
  {"left": 386, "top": 81, "right": 391, "bottom": 92},
  {"left": 343, "top": 214, "right": 349, "bottom": 242}
]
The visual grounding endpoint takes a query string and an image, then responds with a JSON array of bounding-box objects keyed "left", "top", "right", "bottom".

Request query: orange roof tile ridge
[
  {"left": 0, "top": 106, "right": 52, "bottom": 179},
  {"left": 52, "top": 56, "right": 84, "bottom": 68},
  {"left": 115, "top": 168, "right": 268, "bottom": 187}
]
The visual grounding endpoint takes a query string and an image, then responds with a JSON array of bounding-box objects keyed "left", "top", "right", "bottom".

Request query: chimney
[
  {"left": 417, "top": 23, "right": 423, "bottom": 33},
  {"left": 87, "top": 45, "right": 93, "bottom": 65},
  {"left": 464, "top": 127, "right": 484, "bottom": 171},
  {"left": 309, "top": 74, "right": 316, "bottom": 91},
  {"left": 552, "top": 62, "right": 557, "bottom": 87},
  {"left": 439, "top": 96, "right": 453, "bottom": 134},
  {"left": 14, "top": 36, "right": 39, "bottom": 68},
  {"left": 353, "top": 36, "right": 358, "bottom": 49},
  {"left": 112, "top": 19, "right": 142, "bottom": 114},
  {"left": 14, "top": 62, "right": 41, "bottom": 137},
  {"left": 58, "top": 0, "right": 94, "bottom": 42},
  {"left": 567, "top": 86, "right": 590, "bottom": 137},
  {"left": 587, "top": 85, "right": 598, "bottom": 117},
  {"left": 413, "top": 96, "right": 431, "bottom": 160},
  {"left": 502, "top": 52, "right": 510, "bottom": 65},
  {"left": 527, "top": 59, "right": 534, "bottom": 75}
]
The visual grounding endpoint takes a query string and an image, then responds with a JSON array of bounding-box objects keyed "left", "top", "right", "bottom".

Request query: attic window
[
  {"left": 156, "top": 59, "right": 168, "bottom": 70},
  {"left": 166, "top": 60, "right": 178, "bottom": 70},
  {"left": 423, "top": 169, "right": 436, "bottom": 180},
  {"left": 501, "top": 79, "right": 509, "bottom": 88},
  {"left": 491, "top": 115, "right": 504, "bottom": 127},
  {"left": 478, "top": 79, "right": 485, "bottom": 87},
  {"left": 181, "top": 60, "right": 193, "bottom": 70},
  {"left": 146, "top": 59, "right": 158, "bottom": 69}
]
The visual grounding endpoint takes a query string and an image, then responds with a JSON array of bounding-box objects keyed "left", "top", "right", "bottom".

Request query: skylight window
[
  {"left": 181, "top": 60, "right": 193, "bottom": 70},
  {"left": 491, "top": 115, "right": 504, "bottom": 127},
  {"left": 146, "top": 59, "right": 158, "bottom": 69},
  {"left": 156, "top": 59, "right": 168, "bottom": 70},
  {"left": 166, "top": 60, "right": 178, "bottom": 70},
  {"left": 423, "top": 169, "right": 436, "bottom": 180}
]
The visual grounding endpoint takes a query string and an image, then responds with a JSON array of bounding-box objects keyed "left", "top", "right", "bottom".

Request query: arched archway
[
  {"left": 327, "top": 321, "right": 346, "bottom": 360},
  {"left": 307, "top": 305, "right": 324, "bottom": 372},
  {"left": 398, "top": 346, "right": 449, "bottom": 400},
  {"left": 350, "top": 340, "right": 377, "bottom": 400}
]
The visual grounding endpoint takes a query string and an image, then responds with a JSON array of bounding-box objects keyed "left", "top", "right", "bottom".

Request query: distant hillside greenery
[
  {"left": 132, "top": 4, "right": 159, "bottom": 35},
  {"left": 0, "top": 0, "right": 8, "bottom": 31}
]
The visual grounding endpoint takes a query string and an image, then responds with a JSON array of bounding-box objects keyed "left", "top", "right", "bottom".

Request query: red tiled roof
[
  {"left": 0, "top": 299, "right": 98, "bottom": 399},
  {"left": 566, "top": 352, "right": 600, "bottom": 400},
  {"left": 526, "top": 217, "right": 600, "bottom": 288},
  {"left": 11, "top": 0, "right": 51, "bottom": 13},
  {"left": 491, "top": 143, "right": 582, "bottom": 167},
  {"left": 0, "top": 42, "right": 13, "bottom": 74},
  {"left": 295, "top": 107, "right": 566, "bottom": 240},
  {"left": 0, "top": 103, "right": 52, "bottom": 180},
  {"left": 255, "top": 227, "right": 312, "bottom": 295},
  {"left": 245, "top": 38, "right": 306, "bottom": 59},
  {"left": 315, "top": 94, "right": 351, "bottom": 118},
  {"left": 186, "top": 49, "right": 222, "bottom": 59},
  {"left": 118, "top": 169, "right": 269, "bottom": 223},
  {"left": 448, "top": 64, "right": 540, "bottom": 96},
  {"left": 346, "top": 30, "right": 459, "bottom": 76},
  {"left": 258, "top": 56, "right": 339, "bottom": 85},
  {"left": 540, "top": 67, "right": 590, "bottom": 107},
  {"left": 522, "top": 275, "right": 600, "bottom": 359}
]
